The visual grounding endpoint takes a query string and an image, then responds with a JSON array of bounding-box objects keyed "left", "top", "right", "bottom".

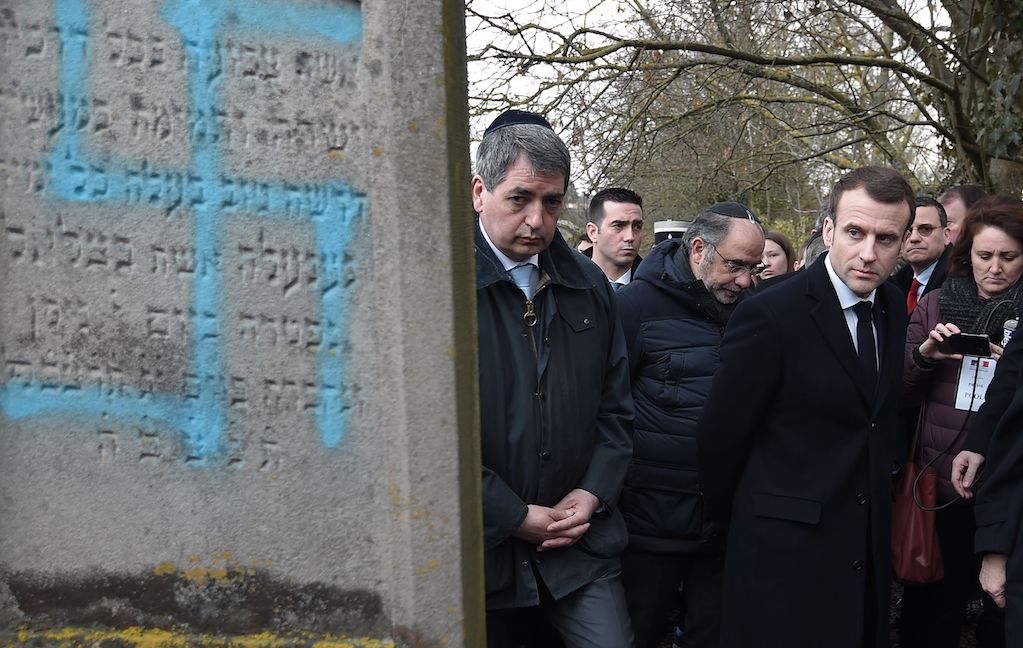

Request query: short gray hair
[{"left": 475, "top": 124, "right": 571, "bottom": 192}]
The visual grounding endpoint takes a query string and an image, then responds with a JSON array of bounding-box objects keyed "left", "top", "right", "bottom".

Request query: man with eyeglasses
[
  {"left": 893, "top": 196, "right": 952, "bottom": 314},
  {"left": 614, "top": 201, "right": 764, "bottom": 647},
  {"left": 697, "top": 166, "right": 915, "bottom": 648}
]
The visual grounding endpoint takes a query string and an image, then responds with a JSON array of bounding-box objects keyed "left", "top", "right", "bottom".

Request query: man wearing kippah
[
  {"left": 615, "top": 202, "right": 765, "bottom": 648},
  {"left": 472, "top": 109, "right": 635, "bottom": 647}
]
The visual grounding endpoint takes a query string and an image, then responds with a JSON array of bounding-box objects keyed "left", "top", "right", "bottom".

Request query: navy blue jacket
[{"left": 616, "top": 239, "right": 727, "bottom": 553}]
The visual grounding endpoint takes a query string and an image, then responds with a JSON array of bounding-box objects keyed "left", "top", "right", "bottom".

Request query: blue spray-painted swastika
[{"left": 0, "top": 0, "right": 364, "bottom": 459}]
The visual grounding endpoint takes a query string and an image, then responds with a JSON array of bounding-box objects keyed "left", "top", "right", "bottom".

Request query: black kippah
[
  {"left": 707, "top": 201, "right": 761, "bottom": 224},
  {"left": 483, "top": 109, "right": 554, "bottom": 137}
]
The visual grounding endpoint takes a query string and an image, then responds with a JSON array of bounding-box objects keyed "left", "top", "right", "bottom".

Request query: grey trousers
[{"left": 486, "top": 570, "right": 635, "bottom": 648}]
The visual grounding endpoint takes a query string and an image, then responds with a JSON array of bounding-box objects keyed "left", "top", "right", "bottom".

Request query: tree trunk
[{"left": 989, "top": 158, "right": 1023, "bottom": 197}]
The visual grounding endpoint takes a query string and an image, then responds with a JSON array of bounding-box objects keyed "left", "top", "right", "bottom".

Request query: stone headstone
[{"left": 0, "top": 0, "right": 481, "bottom": 645}]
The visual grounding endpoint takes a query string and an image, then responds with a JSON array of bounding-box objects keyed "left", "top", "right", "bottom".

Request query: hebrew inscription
[{"left": 0, "top": 0, "right": 366, "bottom": 464}]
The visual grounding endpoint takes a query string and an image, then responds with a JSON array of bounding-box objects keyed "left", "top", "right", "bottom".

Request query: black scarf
[{"left": 938, "top": 274, "right": 1023, "bottom": 341}]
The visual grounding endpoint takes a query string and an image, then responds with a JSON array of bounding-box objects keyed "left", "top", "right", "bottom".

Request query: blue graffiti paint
[{"left": 1, "top": 0, "right": 364, "bottom": 457}]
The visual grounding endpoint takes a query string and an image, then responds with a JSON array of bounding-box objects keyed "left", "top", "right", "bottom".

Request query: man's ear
[
  {"left": 471, "top": 175, "right": 486, "bottom": 214},
  {"left": 690, "top": 237, "right": 706, "bottom": 265},
  {"left": 822, "top": 216, "right": 835, "bottom": 248},
  {"left": 942, "top": 226, "right": 951, "bottom": 246},
  {"left": 586, "top": 221, "right": 598, "bottom": 242}
]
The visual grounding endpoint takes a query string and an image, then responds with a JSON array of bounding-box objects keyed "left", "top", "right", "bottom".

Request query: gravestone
[{"left": 0, "top": 0, "right": 482, "bottom": 645}]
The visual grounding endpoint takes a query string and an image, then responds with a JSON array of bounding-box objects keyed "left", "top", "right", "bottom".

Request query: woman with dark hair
[
  {"left": 756, "top": 230, "right": 795, "bottom": 282},
  {"left": 898, "top": 196, "right": 1023, "bottom": 648}
]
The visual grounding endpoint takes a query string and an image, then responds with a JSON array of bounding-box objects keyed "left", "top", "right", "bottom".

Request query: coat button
[
  {"left": 521, "top": 560, "right": 528, "bottom": 567},
  {"left": 852, "top": 560, "right": 864, "bottom": 572},
  {"left": 540, "top": 451, "right": 551, "bottom": 459},
  {"left": 583, "top": 318, "right": 590, "bottom": 325},
  {"left": 534, "top": 391, "right": 545, "bottom": 400},
  {"left": 856, "top": 493, "right": 868, "bottom": 505}
]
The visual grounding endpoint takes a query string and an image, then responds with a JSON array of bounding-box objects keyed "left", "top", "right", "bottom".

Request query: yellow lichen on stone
[
  {"left": 9, "top": 628, "right": 396, "bottom": 648},
  {"left": 153, "top": 562, "right": 177, "bottom": 576}
]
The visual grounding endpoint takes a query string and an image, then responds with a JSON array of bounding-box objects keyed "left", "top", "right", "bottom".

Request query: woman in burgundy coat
[{"left": 899, "top": 196, "right": 1023, "bottom": 648}]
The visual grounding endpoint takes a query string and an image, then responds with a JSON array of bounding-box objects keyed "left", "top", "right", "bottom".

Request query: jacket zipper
[
  {"left": 523, "top": 298, "right": 539, "bottom": 358},
  {"left": 523, "top": 279, "right": 546, "bottom": 359}
]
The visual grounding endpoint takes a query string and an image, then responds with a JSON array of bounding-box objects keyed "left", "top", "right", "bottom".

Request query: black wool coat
[
  {"left": 697, "top": 255, "right": 907, "bottom": 648},
  {"left": 476, "top": 221, "right": 634, "bottom": 610},
  {"left": 970, "top": 332, "right": 1023, "bottom": 643}
]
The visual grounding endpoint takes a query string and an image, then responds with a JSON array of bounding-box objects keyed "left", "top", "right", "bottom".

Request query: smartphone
[{"left": 937, "top": 333, "right": 991, "bottom": 357}]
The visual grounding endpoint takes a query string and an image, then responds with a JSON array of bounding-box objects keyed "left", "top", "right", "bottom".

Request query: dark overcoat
[
  {"left": 697, "top": 255, "right": 907, "bottom": 648},
  {"left": 476, "top": 221, "right": 634, "bottom": 610},
  {"left": 971, "top": 332, "right": 1023, "bottom": 643}
]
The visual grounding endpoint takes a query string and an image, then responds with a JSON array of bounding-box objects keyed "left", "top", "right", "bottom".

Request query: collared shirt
[
  {"left": 825, "top": 254, "right": 879, "bottom": 364},
  {"left": 610, "top": 267, "right": 633, "bottom": 290},
  {"left": 479, "top": 220, "right": 539, "bottom": 272},
  {"left": 912, "top": 260, "right": 939, "bottom": 300}
]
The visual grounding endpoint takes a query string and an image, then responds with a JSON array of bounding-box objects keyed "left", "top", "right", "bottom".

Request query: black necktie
[{"left": 853, "top": 301, "right": 877, "bottom": 387}]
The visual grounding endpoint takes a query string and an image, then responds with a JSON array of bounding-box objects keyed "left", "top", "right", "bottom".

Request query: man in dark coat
[
  {"left": 697, "top": 166, "right": 916, "bottom": 648},
  {"left": 891, "top": 196, "right": 952, "bottom": 313},
  {"left": 472, "top": 109, "right": 634, "bottom": 648},
  {"left": 616, "top": 202, "right": 765, "bottom": 648},
  {"left": 583, "top": 187, "right": 645, "bottom": 288},
  {"left": 954, "top": 332, "right": 1023, "bottom": 644}
]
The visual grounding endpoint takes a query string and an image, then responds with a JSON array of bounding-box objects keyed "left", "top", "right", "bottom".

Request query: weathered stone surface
[{"left": 0, "top": 0, "right": 480, "bottom": 644}]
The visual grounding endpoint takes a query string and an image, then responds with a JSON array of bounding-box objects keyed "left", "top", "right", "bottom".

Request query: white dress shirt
[{"left": 825, "top": 254, "right": 879, "bottom": 365}]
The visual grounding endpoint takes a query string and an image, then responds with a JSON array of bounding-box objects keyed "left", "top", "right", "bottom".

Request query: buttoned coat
[
  {"left": 476, "top": 221, "right": 634, "bottom": 610},
  {"left": 697, "top": 255, "right": 907, "bottom": 648}
]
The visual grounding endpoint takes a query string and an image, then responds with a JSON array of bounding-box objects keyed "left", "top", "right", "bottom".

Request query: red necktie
[{"left": 906, "top": 278, "right": 922, "bottom": 314}]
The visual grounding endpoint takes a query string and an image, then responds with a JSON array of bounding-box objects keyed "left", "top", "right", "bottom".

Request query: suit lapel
[{"left": 806, "top": 259, "right": 872, "bottom": 405}]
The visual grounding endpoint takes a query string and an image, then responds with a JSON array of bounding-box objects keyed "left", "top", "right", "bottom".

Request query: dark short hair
[
  {"left": 588, "top": 187, "right": 643, "bottom": 227},
  {"left": 765, "top": 230, "right": 796, "bottom": 272},
  {"left": 939, "top": 184, "right": 987, "bottom": 209},
  {"left": 915, "top": 196, "right": 948, "bottom": 227},
  {"left": 827, "top": 166, "right": 915, "bottom": 230},
  {"left": 949, "top": 196, "right": 1023, "bottom": 276},
  {"left": 813, "top": 205, "right": 830, "bottom": 233}
]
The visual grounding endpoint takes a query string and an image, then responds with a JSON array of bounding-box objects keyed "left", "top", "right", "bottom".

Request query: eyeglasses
[
  {"left": 712, "top": 247, "right": 759, "bottom": 276},
  {"left": 910, "top": 224, "right": 940, "bottom": 237}
]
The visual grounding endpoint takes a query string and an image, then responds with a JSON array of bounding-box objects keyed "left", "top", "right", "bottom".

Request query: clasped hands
[{"left": 513, "top": 488, "right": 601, "bottom": 552}]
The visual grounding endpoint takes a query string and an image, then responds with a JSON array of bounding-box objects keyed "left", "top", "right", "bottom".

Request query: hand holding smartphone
[{"left": 937, "top": 333, "right": 992, "bottom": 357}]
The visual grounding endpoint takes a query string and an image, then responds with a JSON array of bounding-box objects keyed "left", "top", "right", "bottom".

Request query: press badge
[{"left": 954, "top": 356, "right": 997, "bottom": 411}]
